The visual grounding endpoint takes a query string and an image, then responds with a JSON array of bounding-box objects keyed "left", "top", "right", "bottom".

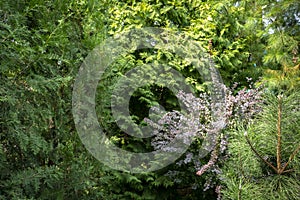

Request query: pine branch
[
  {"left": 276, "top": 95, "right": 282, "bottom": 171},
  {"left": 244, "top": 132, "right": 278, "bottom": 173},
  {"left": 280, "top": 143, "right": 300, "bottom": 174}
]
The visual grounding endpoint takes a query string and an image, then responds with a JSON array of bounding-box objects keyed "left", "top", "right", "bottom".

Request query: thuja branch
[
  {"left": 276, "top": 95, "right": 282, "bottom": 171},
  {"left": 244, "top": 132, "right": 278, "bottom": 173}
]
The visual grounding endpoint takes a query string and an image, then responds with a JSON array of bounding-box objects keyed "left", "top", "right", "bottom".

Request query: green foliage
[
  {"left": 260, "top": 64, "right": 300, "bottom": 92},
  {"left": 221, "top": 90, "right": 300, "bottom": 199},
  {"left": 256, "top": 0, "right": 300, "bottom": 92},
  {"left": 107, "top": 0, "right": 266, "bottom": 86},
  {"left": 261, "top": 0, "right": 299, "bottom": 67},
  {"left": 0, "top": 0, "right": 110, "bottom": 199},
  {"left": 1, "top": 0, "right": 299, "bottom": 199}
]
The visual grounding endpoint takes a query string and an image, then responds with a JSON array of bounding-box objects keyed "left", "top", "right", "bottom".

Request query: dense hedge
[{"left": 1, "top": 0, "right": 299, "bottom": 199}]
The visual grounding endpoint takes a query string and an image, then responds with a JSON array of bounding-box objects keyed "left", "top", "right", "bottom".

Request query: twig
[
  {"left": 276, "top": 95, "right": 282, "bottom": 171},
  {"left": 244, "top": 132, "right": 278, "bottom": 173},
  {"left": 280, "top": 143, "right": 300, "bottom": 174}
]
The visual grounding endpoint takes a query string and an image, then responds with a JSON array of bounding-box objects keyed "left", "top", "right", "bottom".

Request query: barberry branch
[{"left": 196, "top": 144, "right": 219, "bottom": 176}]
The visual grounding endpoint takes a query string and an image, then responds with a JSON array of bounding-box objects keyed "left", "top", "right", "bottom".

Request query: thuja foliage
[
  {"left": 107, "top": 0, "right": 266, "bottom": 86},
  {"left": 0, "top": 0, "right": 113, "bottom": 199},
  {"left": 221, "top": 90, "right": 300, "bottom": 200}
]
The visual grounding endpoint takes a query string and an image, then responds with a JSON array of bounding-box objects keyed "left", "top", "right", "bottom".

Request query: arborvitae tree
[{"left": 0, "top": 0, "right": 111, "bottom": 199}]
